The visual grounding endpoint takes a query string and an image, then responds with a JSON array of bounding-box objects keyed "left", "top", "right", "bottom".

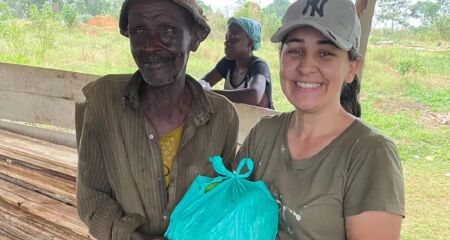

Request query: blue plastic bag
[{"left": 164, "top": 155, "right": 278, "bottom": 240}]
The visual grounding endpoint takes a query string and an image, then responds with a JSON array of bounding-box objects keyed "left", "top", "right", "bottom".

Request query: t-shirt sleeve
[
  {"left": 344, "top": 136, "right": 405, "bottom": 217},
  {"left": 235, "top": 122, "right": 258, "bottom": 169},
  {"left": 249, "top": 60, "right": 270, "bottom": 80},
  {"left": 214, "top": 57, "right": 231, "bottom": 78}
]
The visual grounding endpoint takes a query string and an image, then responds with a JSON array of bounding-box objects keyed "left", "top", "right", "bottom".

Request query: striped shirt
[{"left": 76, "top": 72, "right": 239, "bottom": 239}]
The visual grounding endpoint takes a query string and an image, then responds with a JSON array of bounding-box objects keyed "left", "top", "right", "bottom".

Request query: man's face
[{"left": 127, "top": 0, "right": 199, "bottom": 87}]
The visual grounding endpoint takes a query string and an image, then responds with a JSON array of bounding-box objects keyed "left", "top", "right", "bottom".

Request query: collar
[{"left": 121, "top": 71, "right": 214, "bottom": 126}]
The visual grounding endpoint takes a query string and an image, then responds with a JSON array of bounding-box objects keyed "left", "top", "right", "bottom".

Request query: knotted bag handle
[{"left": 208, "top": 155, "right": 254, "bottom": 179}]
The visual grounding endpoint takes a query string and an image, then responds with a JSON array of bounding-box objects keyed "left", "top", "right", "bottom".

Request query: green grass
[
  {"left": 0, "top": 22, "right": 449, "bottom": 240},
  {"left": 361, "top": 45, "right": 450, "bottom": 240}
]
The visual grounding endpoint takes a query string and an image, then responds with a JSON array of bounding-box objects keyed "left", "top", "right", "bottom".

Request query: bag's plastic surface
[{"left": 164, "top": 155, "right": 278, "bottom": 240}]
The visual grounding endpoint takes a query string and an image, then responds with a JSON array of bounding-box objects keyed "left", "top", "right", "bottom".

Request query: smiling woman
[{"left": 236, "top": 0, "right": 405, "bottom": 239}]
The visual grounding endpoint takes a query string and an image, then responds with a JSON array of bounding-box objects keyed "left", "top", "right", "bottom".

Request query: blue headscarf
[{"left": 227, "top": 17, "right": 262, "bottom": 51}]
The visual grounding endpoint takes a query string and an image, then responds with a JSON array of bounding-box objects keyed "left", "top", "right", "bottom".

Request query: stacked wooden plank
[{"left": 0, "top": 129, "right": 91, "bottom": 239}]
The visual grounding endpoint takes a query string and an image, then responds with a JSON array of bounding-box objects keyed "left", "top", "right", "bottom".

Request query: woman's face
[
  {"left": 279, "top": 26, "right": 360, "bottom": 113},
  {"left": 224, "top": 23, "right": 252, "bottom": 60}
]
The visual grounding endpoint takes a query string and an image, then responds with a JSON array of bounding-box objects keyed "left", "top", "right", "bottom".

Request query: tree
[
  {"left": 263, "top": 0, "right": 290, "bottom": 18},
  {"left": 197, "top": 0, "right": 212, "bottom": 15},
  {"left": 435, "top": 0, "right": 450, "bottom": 40},
  {"left": 376, "top": 0, "right": 410, "bottom": 30},
  {"left": 234, "top": 1, "right": 261, "bottom": 20},
  {"left": 409, "top": 0, "right": 449, "bottom": 40},
  {"left": 235, "top": 0, "right": 248, "bottom": 6},
  {"left": 410, "top": 1, "right": 440, "bottom": 26}
]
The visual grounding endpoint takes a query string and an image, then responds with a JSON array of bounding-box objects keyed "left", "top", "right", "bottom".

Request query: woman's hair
[
  {"left": 279, "top": 42, "right": 361, "bottom": 117},
  {"left": 341, "top": 49, "right": 361, "bottom": 117}
]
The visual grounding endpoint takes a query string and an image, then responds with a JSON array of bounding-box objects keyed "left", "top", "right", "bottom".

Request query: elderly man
[{"left": 75, "top": 0, "right": 239, "bottom": 239}]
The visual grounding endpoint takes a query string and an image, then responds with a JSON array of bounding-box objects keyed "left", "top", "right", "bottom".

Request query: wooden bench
[{"left": 0, "top": 63, "right": 277, "bottom": 239}]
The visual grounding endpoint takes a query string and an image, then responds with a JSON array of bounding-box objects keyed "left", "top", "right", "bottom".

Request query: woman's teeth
[{"left": 295, "top": 82, "right": 322, "bottom": 88}]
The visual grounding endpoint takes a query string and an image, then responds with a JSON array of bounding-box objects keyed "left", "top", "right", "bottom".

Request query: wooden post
[{"left": 356, "top": 0, "right": 377, "bottom": 80}]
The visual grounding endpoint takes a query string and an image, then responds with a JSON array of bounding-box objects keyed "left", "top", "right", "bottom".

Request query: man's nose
[{"left": 143, "top": 35, "right": 161, "bottom": 51}]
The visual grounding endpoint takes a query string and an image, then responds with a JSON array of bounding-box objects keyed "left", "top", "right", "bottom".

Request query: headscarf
[{"left": 228, "top": 17, "right": 262, "bottom": 50}]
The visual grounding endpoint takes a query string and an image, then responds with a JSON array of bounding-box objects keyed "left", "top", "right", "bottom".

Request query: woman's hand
[{"left": 131, "top": 231, "right": 164, "bottom": 240}]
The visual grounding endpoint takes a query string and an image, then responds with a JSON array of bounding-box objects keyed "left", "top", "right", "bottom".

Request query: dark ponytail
[{"left": 341, "top": 49, "right": 361, "bottom": 117}]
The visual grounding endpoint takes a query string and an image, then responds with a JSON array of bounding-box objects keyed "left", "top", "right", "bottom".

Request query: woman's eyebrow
[
  {"left": 285, "top": 38, "right": 304, "bottom": 44},
  {"left": 318, "top": 39, "right": 338, "bottom": 48}
]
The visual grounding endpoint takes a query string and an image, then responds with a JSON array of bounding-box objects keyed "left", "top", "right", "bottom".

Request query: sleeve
[
  {"left": 235, "top": 126, "right": 256, "bottom": 164},
  {"left": 214, "top": 57, "right": 231, "bottom": 78},
  {"left": 235, "top": 121, "right": 261, "bottom": 180},
  {"left": 343, "top": 137, "right": 405, "bottom": 218},
  {"left": 220, "top": 103, "right": 239, "bottom": 170},
  {"left": 76, "top": 104, "right": 145, "bottom": 240},
  {"left": 249, "top": 60, "right": 270, "bottom": 81}
]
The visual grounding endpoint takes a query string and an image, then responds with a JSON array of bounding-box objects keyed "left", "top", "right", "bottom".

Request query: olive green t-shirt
[{"left": 236, "top": 112, "right": 405, "bottom": 240}]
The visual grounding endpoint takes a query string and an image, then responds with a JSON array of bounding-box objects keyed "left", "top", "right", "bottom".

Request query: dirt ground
[
  {"left": 373, "top": 98, "right": 449, "bottom": 127},
  {"left": 85, "top": 15, "right": 118, "bottom": 31}
]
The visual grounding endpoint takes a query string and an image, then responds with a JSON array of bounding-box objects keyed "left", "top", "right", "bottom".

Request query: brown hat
[{"left": 119, "top": 0, "right": 211, "bottom": 42}]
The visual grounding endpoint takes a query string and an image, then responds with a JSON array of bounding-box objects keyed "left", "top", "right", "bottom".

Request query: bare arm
[
  {"left": 202, "top": 69, "right": 223, "bottom": 87},
  {"left": 346, "top": 211, "right": 402, "bottom": 240},
  {"left": 213, "top": 73, "right": 266, "bottom": 106}
]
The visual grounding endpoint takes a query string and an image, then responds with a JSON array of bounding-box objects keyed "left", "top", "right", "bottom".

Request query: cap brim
[{"left": 271, "top": 20, "right": 352, "bottom": 51}]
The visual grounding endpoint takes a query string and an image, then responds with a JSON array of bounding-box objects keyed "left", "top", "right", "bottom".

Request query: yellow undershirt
[{"left": 159, "top": 125, "right": 183, "bottom": 188}]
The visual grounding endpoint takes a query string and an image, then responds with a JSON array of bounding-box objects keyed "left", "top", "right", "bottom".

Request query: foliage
[
  {"left": 78, "top": 0, "right": 122, "bottom": 17},
  {"left": 205, "top": 12, "right": 228, "bottom": 39},
  {"left": 434, "top": 16, "right": 450, "bottom": 40},
  {"left": 0, "top": 2, "right": 11, "bottom": 22},
  {"left": 398, "top": 59, "right": 422, "bottom": 76},
  {"left": 263, "top": 0, "right": 290, "bottom": 18},
  {"left": 409, "top": 0, "right": 450, "bottom": 40},
  {"left": 232, "top": 1, "right": 281, "bottom": 40},
  {"left": 28, "top": 4, "right": 60, "bottom": 63},
  {"left": 61, "top": 4, "right": 77, "bottom": 27},
  {"left": 410, "top": 1, "right": 440, "bottom": 26},
  {"left": 376, "top": 0, "right": 410, "bottom": 30},
  {"left": 197, "top": 0, "right": 213, "bottom": 14},
  {"left": 234, "top": 1, "right": 261, "bottom": 20}
]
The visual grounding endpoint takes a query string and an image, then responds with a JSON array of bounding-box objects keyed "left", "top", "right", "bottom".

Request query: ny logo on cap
[{"left": 303, "top": 0, "right": 328, "bottom": 17}]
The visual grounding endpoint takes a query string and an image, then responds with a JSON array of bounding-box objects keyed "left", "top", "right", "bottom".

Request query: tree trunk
[{"left": 356, "top": 0, "right": 377, "bottom": 81}]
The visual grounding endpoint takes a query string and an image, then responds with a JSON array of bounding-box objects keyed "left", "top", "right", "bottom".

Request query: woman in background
[{"left": 201, "top": 17, "right": 274, "bottom": 109}]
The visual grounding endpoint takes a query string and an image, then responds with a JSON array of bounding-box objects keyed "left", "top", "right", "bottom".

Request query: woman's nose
[{"left": 296, "top": 55, "right": 317, "bottom": 75}]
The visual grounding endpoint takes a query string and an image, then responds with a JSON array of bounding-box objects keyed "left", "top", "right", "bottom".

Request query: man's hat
[
  {"left": 119, "top": 0, "right": 211, "bottom": 42},
  {"left": 271, "top": 0, "right": 361, "bottom": 52}
]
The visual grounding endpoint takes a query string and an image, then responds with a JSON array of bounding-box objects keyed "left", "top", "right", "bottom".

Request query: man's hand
[{"left": 131, "top": 231, "right": 164, "bottom": 240}]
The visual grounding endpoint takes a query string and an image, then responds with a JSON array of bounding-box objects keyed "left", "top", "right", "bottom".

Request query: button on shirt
[{"left": 76, "top": 72, "right": 239, "bottom": 239}]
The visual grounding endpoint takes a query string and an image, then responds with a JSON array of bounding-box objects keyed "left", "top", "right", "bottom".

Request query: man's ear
[
  {"left": 189, "top": 25, "right": 204, "bottom": 52},
  {"left": 345, "top": 57, "right": 362, "bottom": 84}
]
